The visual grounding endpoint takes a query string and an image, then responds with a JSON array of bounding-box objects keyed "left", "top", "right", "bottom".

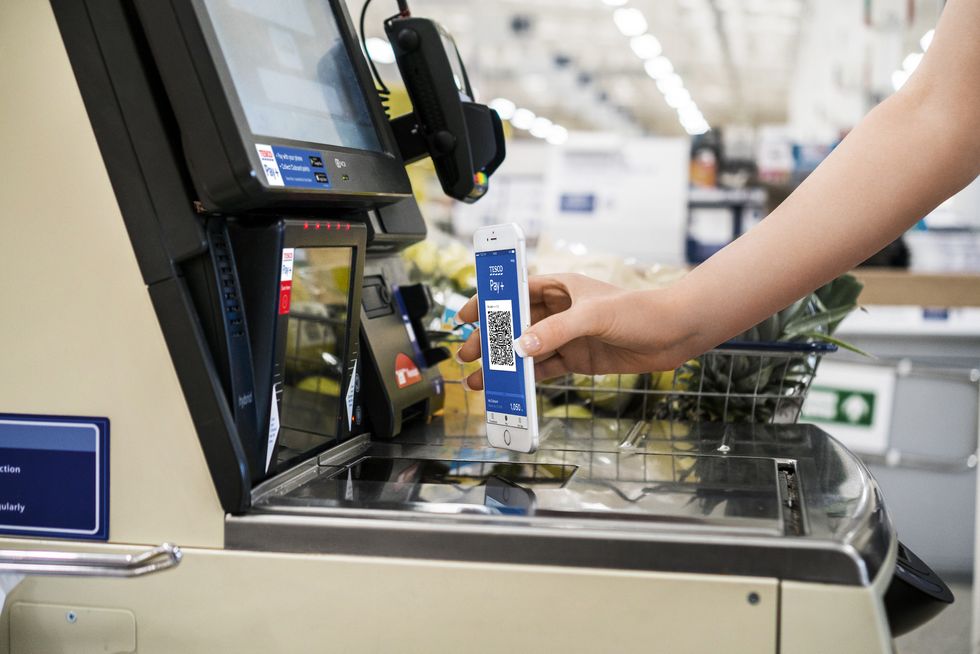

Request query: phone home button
[{"left": 503, "top": 429, "right": 512, "bottom": 446}]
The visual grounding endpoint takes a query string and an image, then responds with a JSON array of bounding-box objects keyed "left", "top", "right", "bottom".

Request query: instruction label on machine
[
  {"left": 255, "top": 143, "right": 330, "bottom": 190},
  {"left": 0, "top": 414, "right": 109, "bottom": 540}
]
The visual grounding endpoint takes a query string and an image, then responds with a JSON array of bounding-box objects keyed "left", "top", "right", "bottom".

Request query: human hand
[{"left": 454, "top": 273, "right": 699, "bottom": 391}]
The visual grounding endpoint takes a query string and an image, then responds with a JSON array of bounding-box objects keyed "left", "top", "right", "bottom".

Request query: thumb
[{"left": 514, "top": 305, "right": 592, "bottom": 359}]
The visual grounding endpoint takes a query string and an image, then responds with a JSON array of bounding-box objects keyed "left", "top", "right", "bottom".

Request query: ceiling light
[
  {"left": 546, "top": 125, "right": 569, "bottom": 145},
  {"left": 488, "top": 98, "right": 517, "bottom": 121},
  {"left": 902, "top": 52, "right": 923, "bottom": 73},
  {"left": 529, "top": 117, "right": 553, "bottom": 138},
  {"left": 891, "top": 69, "right": 909, "bottom": 91},
  {"left": 613, "top": 7, "right": 648, "bottom": 36},
  {"left": 656, "top": 73, "right": 684, "bottom": 92},
  {"left": 684, "top": 122, "right": 709, "bottom": 136},
  {"left": 920, "top": 29, "right": 935, "bottom": 51},
  {"left": 665, "top": 87, "right": 691, "bottom": 108},
  {"left": 644, "top": 55, "right": 673, "bottom": 79},
  {"left": 678, "top": 104, "right": 702, "bottom": 123},
  {"left": 630, "top": 34, "right": 662, "bottom": 59},
  {"left": 510, "top": 108, "right": 536, "bottom": 130},
  {"left": 601, "top": 0, "right": 629, "bottom": 6},
  {"left": 365, "top": 37, "right": 395, "bottom": 65}
]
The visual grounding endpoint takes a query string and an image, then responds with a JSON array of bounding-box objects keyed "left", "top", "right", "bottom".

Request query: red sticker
[
  {"left": 278, "top": 280, "right": 292, "bottom": 315},
  {"left": 394, "top": 352, "right": 422, "bottom": 389}
]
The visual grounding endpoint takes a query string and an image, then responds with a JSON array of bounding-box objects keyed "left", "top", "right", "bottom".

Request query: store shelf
[
  {"left": 852, "top": 269, "right": 980, "bottom": 308},
  {"left": 687, "top": 187, "right": 767, "bottom": 206}
]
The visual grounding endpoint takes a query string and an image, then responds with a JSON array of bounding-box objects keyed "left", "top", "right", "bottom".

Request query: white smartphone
[{"left": 473, "top": 223, "right": 538, "bottom": 453}]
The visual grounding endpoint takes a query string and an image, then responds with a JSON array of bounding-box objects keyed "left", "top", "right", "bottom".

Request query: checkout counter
[{"left": 0, "top": 0, "right": 953, "bottom": 651}]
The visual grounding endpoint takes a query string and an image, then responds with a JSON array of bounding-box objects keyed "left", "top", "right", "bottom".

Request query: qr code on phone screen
[{"left": 485, "top": 299, "right": 517, "bottom": 371}]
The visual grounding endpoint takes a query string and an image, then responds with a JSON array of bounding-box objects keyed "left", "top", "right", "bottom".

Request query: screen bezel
[
  {"left": 142, "top": 0, "right": 412, "bottom": 211},
  {"left": 268, "top": 220, "right": 366, "bottom": 475}
]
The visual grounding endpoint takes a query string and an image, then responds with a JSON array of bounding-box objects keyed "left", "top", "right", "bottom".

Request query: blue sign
[
  {"left": 274, "top": 145, "right": 331, "bottom": 189},
  {"left": 255, "top": 143, "right": 331, "bottom": 190},
  {"left": 559, "top": 193, "right": 596, "bottom": 214},
  {"left": 0, "top": 414, "right": 109, "bottom": 540}
]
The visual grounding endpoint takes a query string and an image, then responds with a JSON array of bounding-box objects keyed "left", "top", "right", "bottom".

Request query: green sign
[{"left": 802, "top": 386, "right": 876, "bottom": 427}]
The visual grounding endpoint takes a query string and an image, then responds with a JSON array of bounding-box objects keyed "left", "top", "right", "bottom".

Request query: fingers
[
  {"left": 535, "top": 355, "right": 569, "bottom": 382},
  {"left": 462, "top": 356, "right": 565, "bottom": 390},
  {"left": 455, "top": 328, "right": 481, "bottom": 363},
  {"left": 530, "top": 303, "right": 551, "bottom": 325},
  {"left": 463, "top": 368, "right": 484, "bottom": 391},
  {"left": 515, "top": 302, "right": 599, "bottom": 360},
  {"left": 456, "top": 294, "right": 478, "bottom": 325}
]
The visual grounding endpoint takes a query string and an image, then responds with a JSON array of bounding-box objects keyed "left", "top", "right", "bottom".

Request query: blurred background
[
  {"left": 352, "top": 2, "right": 979, "bottom": 650},
  {"left": 355, "top": 0, "right": 978, "bottom": 272}
]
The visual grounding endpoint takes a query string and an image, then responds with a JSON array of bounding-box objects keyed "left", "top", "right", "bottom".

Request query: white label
[
  {"left": 345, "top": 358, "right": 357, "bottom": 431},
  {"left": 255, "top": 143, "right": 284, "bottom": 187},
  {"left": 280, "top": 248, "right": 294, "bottom": 281},
  {"left": 484, "top": 299, "right": 517, "bottom": 372},
  {"left": 265, "top": 388, "right": 280, "bottom": 472}
]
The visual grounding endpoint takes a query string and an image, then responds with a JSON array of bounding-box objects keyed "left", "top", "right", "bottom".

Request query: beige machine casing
[{"left": 0, "top": 1, "right": 895, "bottom": 651}]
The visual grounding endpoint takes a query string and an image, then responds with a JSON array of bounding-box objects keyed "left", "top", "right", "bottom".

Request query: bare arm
[
  {"left": 669, "top": 0, "right": 980, "bottom": 358},
  {"left": 458, "top": 0, "right": 980, "bottom": 385}
]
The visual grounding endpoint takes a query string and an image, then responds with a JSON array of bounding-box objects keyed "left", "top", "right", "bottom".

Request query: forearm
[
  {"left": 664, "top": 0, "right": 980, "bottom": 357},
  {"left": 666, "top": 89, "right": 980, "bottom": 356}
]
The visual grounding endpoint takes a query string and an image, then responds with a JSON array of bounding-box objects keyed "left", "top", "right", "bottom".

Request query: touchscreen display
[
  {"left": 475, "top": 249, "right": 528, "bottom": 419},
  {"left": 201, "top": 0, "right": 383, "bottom": 152},
  {"left": 278, "top": 246, "right": 353, "bottom": 465}
]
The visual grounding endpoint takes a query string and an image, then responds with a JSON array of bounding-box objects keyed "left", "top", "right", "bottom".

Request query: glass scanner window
[
  {"left": 278, "top": 247, "right": 353, "bottom": 464},
  {"left": 201, "top": 0, "right": 383, "bottom": 152}
]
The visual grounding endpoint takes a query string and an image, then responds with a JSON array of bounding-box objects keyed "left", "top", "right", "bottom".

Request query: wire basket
[{"left": 432, "top": 334, "right": 837, "bottom": 425}]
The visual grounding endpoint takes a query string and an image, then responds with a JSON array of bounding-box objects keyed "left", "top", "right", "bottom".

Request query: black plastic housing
[
  {"left": 132, "top": 0, "right": 413, "bottom": 212},
  {"left": 385, "top": 16, "right": 505, "bottom": 202}
]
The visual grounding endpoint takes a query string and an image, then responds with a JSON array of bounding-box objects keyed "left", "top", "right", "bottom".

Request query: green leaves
[
  {"left": 673, "top": 272, "right": 866, "bottom": 423},
  {"left": 793, "top": 332, "right": 874, "bottom": 358},
  {"left": 781, "top": 304, "right": 858, "bottom": 338},
  {"left": 815, "top": 274, "right": 864, "bottom": 331}
]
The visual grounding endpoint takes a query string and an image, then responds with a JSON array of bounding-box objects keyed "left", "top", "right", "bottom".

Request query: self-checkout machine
[{"left": 0, "top": 0, "right": 955, "bottom": 651}]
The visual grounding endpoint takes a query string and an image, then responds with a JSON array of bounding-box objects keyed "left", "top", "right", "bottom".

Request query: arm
[
  {"left": 457, "top": 0, "right": 980, "bottom": 388},
  {"left": 671, "top": 0, "right": 980, "bottom": 358}
]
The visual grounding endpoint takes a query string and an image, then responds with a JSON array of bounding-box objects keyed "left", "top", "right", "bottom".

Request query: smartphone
[{"left": 473, "top": 223, "right": 538, "bottom": 452}]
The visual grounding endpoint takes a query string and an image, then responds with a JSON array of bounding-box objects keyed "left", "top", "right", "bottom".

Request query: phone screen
[{"left": 475, "top": 248, "right": 529, "bottom": 426}]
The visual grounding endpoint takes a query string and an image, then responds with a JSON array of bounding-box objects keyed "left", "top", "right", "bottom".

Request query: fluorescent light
[
  {"left": 529, "top": 117, "right": 553, "bottom": 138},
  {"left": 613, "top": 8, "right": 648, "bottom": 36},
  {"left": 891, "top": 69, "right": 909, "bottom": 91},
  {"left": 602, "top": 0, "right": 628, "bottom": 6},
  {"left": 510, "top": 108, "right": 536, "bottom": 130},
  {"left": 684, "top": 122, "right": 709, "bottom": 136},
  {"left": 678, "top": 104, "right": 702, "bottom": 123},
  {"left": 365, "top": 37, "right": 395, "bottom": 64},
  {"left": 656, "top": 73, "right": 684, "bottom": 93},
  {"left": 489, "top": 98, "right": 517, "bottom": 121},
  {"left": 665, "top": 87, "right": 691, "bottom": 108},
  {"left": 546, "top": 125, "right": 569, "bottom": 145},
  {"left": 644, "top": 55, "right": 674, "bottom": 79},
  {"left": 630, "top": 34, "right": 662, "bottom": 59},
  {"left": 920, "top": 29, "right": 935, "bottom": 51},
  {"left": 902, "top": 52, "right": 923, "bottom": 73}
]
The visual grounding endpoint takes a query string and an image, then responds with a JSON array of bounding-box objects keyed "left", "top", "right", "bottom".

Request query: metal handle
[{"left": 0, "top": 543, "right": 181, "bottom": 578}]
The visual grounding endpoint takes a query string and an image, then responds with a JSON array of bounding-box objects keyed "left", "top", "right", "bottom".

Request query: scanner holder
[{"left": 385, "top": 16, "right": 506, "bottom": 203}]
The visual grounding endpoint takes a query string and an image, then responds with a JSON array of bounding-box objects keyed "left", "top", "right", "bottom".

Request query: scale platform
[{"left": 229, "top": 416, "right": 894, "bottom": 587}]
